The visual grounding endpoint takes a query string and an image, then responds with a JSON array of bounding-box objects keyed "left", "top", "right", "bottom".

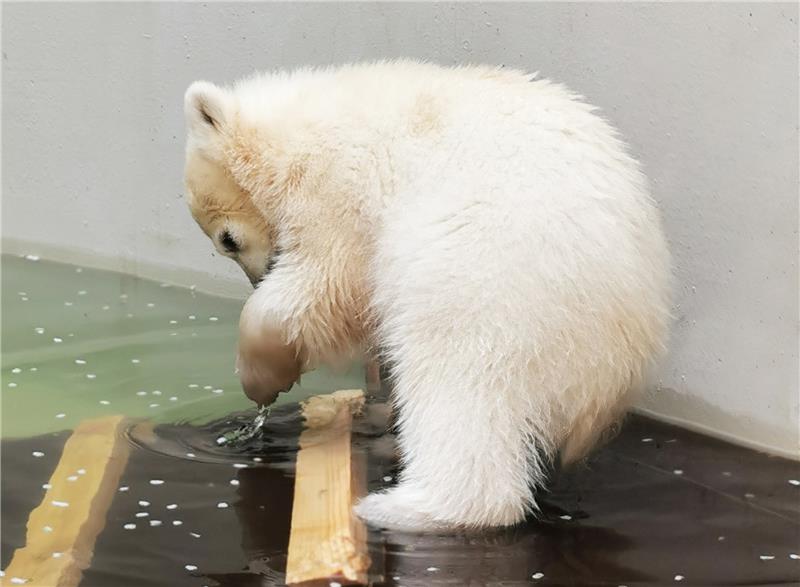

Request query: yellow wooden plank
[
  {"left": 3, "top": 415, "right": 130, "bottom": 587},
  {"left": 285, "top": 389, "right": 370, "bottom": 586}
]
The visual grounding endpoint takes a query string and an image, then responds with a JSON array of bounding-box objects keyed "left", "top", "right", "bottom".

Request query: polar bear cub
[{"left": 183, "top": 61, "right": 671, "bottom": 531}]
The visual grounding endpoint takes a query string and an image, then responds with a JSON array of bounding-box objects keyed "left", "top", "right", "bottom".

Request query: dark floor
[{"left": 2, "top": 406, "right": 799, "bottom": 586}]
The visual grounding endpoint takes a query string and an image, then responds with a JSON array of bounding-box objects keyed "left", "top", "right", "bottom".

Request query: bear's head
[
  {"left": 183, "top": 81, "right": 302, "bottom": 406},
  {"left": 183, "top": 81, "right": 278, "bottom": 288}
]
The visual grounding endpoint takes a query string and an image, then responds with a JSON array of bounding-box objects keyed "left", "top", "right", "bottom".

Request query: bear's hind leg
[{"left": 355, "top": 348, "right": 545, "bottom": 531}]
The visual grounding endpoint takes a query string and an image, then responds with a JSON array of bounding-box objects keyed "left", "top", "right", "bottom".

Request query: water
[
  {"left": 0, "top": 254, "right": 371, "bottom": 586},
  {"left": 1, "top": 255, "right": 364, "bottom": 439},
  {"left": 3, "top": 254, "right": 799, "bottom": 586}
]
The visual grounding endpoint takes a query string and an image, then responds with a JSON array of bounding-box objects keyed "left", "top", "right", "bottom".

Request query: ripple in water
[{"left": 127, "top": 403, "right": 304, "bottom": 470}]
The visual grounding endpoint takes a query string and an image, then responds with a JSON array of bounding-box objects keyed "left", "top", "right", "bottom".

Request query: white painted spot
[
  {"left": 169, "top": 320, "right": 178, "bottom": 324},
  {"left": 136, "top": 391, "right": 147, "bottom": 396},
  {"left": 138, "top": 500, "right": 150, "bottom": 507},
  {"left": 186, "top": 453, "right": 196, "bottom": 458},
  {"left": 35, "top": 327, "right": 45, "bottom": 334},
  {"left": 532, "top": 573, "right": 544, "bottom": 580},
  {"left": 789, "top": 553, "right": 799, "bottom": 560},
  {"left": 66, "top": 475, "right": 78, "bottom": 482},
  {"left": 745, "top": 493, "right": 755, "bottom": 499},
  {"left": 123, "top": 523, "right": 136, "bottom": 530},
  {"left": 29, "top": 367, "right": 37, "bottom": 372},
  {"left": 185, "top": 564, "right": 198, "bottom": 571},
  {"left": 131, "top": 359, "right": 141, "bottom": 364},
  {"left": 212, "top": 388, "right": 224, "bottom": 394},
  {"left": 8, "top": 382, "right": 18, "bottom": 388},
  {"left": 55, "top": 413, "right": 66, "bottom": 419},
  {"left": 559, "top": 515, "right": 572, "bottom": 521},
  {"left": 674, "top": 575, "right": 684, "bottom": 582},
  {"left": 759, "top": 555, "right": 775, "bottom": 561},
  {"left": 32, "top": 451, "right": 44, "bottom": 458},
  {"left": 149, "top": 520, "right": 162, "bottom": 527},
  {"left": 146, "top": 303, "right": 155, "bottom": 308},
  {"left": 102, "top": 305, "right": 110, "bottom": 310},
  {"left": 166, "top": 503, "right": 178, "bottom": 510},
  {"left": 135, "top": 512, "right": 149, "bottom": 518},
  {"left": 78, "top": 290, "right": 87, "bottom": 296},
  {"left": 149, "top": 479, "right": 165, "bottom": 485},
  {"left": 426, "top": 567, "right": 439, "bottom": 572},
  {"left": 216, "top": 436, "right": 228, "bottom": 446},
  {"left": 233, "top": 463, "right": 248, "bottom": 469},
  {"left": 119, "top": 486, "right": 129, "bottom": 492},
  {"left": 11, "top": 576, "right": 28, "bottom": 584},
  {"left": 52, "top": 552, "right": 63, "bottom": 558},
  {"left": 77, "top": 469, "right": 86, "bottom": 475},
  {"left": 188, "top": 315, "right": 196, "bottom": 320},
  {"left": 217, "top": 502, "right": 229, "bottom": 509},
  {"left": 209, "top": 316, "right": 218, "bottom": 321},
  {"left": 252, "top": 457, "right": 263, "bottom": 463},
  {"left": 203, "top": 385, "right": 212, "bottom": 390},
  {"left": 641, "top": 437, "right": 653, "bottom": 443},
  {"left": 51, "top": 500, "right": 69, "bottom": 508},
  {"left": 53, "top": 337, "right": 63, "bottom": 343},
  {"left": 74, "top": 359, "right": 87, "bottom": 365},
  {"left": 64, "top": 302, "right": 73, "bottom": 307},
  {"left": 172, "top": 520, "right": 183, "bottom": 526},
  {"left": 43, "top": 526, "right": 53, "bottom": 533},
  {"left": 42, "top": 484, "right": 52, "bottom": 490},
  {"left": 789, "top": 479, "right": 800, "bottom": 486},
  {"left": 99, "top": 400, "right": 110, "bottom": 405},
  {"left": 25, "top": 254, "right": 40, "bottom": 261},
  {"left": 230, "top": 479, "right": 240, "bottom": 486},
  {"left": 152, "top": 390, "right": 162, "bottom": 396},
  {"left": 673, "top": 469, "right": 684, "bottom": 475},
  {"left": 86, "top": 374, "right": 96, "bottom": 380},
  {"left": 11, "top": 367, "right": 21, "bottom": 374},
  {"left": 149, "top": 403, "right": 160, "bottom": 408},
  {"left": 189, "top": 532, "right": 201, "bottom": 538},
  {"left": 169, "top": 396, "right": 178, "bottom": 402},
  {"left": 188, "top": 383, "right": 199, "bottom": 388}
]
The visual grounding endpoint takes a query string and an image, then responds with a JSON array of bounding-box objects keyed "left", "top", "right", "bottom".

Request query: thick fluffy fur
[{"left": 183, "top": 61, "right": 671, "bottom": 531}]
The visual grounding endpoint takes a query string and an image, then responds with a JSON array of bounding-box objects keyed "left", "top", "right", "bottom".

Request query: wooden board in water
[
  {"left": 3, "top": 415, "right": 130, "bottom": 587},
  {"left": 285, "top": 389, "right": 370, "bottom": 585}
]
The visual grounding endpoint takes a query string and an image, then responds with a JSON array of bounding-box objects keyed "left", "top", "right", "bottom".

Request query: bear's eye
[{"left": 219, "top": 230, "right": 240, "bottom": 254}]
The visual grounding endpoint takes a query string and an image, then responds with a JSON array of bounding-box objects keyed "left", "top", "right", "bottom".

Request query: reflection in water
[{"left": 3, "top": 406, "right": 800, "bottom": 586}]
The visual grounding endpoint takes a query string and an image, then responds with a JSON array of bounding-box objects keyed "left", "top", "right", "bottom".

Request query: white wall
[{"left": 3, "top": 3, "right": 798, "bottom": 457}]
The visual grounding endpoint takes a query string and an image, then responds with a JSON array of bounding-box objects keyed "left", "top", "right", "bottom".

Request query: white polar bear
[{"left": 182, "top": 60, "right": 671, "bottom": 531}]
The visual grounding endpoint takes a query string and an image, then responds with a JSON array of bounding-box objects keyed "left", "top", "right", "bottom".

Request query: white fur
[{"left": 183, "top": 61, "right": 671, "bottom": 531}]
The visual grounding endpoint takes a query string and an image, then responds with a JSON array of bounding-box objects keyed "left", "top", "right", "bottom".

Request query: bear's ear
[{"left": 184, "top": 81, "right": 231, "bottom": 134}]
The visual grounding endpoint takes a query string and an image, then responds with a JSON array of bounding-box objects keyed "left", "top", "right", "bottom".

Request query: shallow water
[
  {"left": 3, "top": 255, "right": 800, "bottom": 586},
  {"left": 1, "top": 255, "right": 364, "bottom": 439}
]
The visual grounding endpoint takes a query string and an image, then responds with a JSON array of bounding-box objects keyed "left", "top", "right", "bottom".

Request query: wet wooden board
[
  {"left": 285, "top": 389, "right": 370, "bottom": 585},
  {"left": 3, "top": 415, "right": 130, "bottom": 587}
]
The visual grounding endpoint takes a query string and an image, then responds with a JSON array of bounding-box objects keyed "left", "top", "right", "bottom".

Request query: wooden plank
[
  {"left": 285, "top": 389, "right": 370, "bottom": 586},
  {"left": 3, "top": 416, "right": 130, "bottom": 587}
]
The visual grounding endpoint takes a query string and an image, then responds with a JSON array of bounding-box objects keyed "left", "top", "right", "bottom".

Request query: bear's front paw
[
  {"left": 237, "top": 312, "right": 300, "bottom": 407},
  {"left": 354, "top": 487, "right": 449, "bottom": 532}
]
